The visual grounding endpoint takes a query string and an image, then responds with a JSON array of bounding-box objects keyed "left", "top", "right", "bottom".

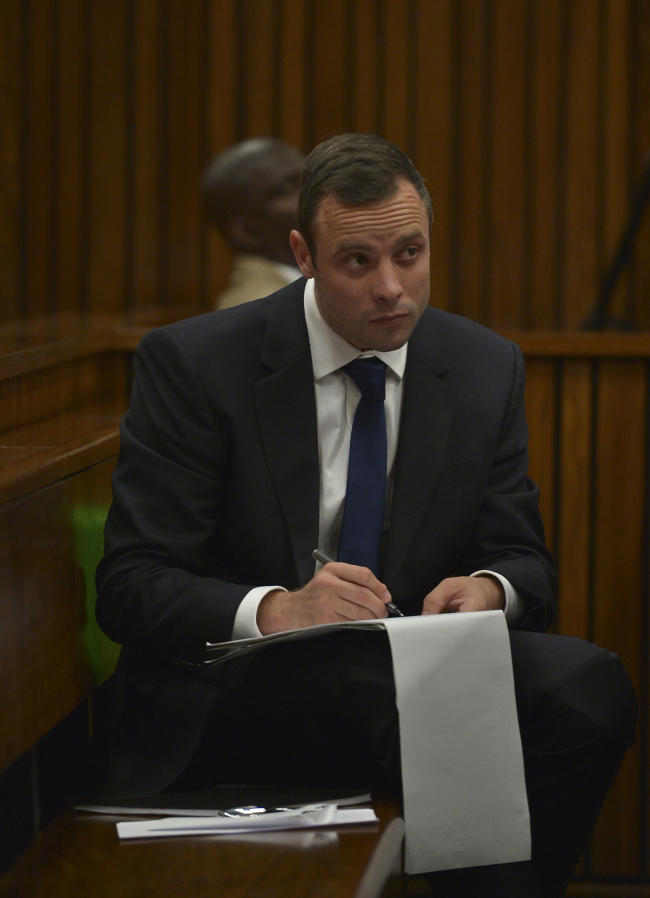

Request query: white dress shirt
[{"left": 232, "top": 279, "right": 523, "bottom": 638}]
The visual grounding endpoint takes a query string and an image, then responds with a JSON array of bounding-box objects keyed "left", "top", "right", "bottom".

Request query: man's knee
[
  {"left": 553, "top": 646, "right": 637, "bottom": 746},
  {"left": 510, "top": 631, "right": 638, "bottom": 749}
]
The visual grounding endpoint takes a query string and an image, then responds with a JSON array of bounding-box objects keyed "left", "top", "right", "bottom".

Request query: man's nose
[{"left": 371, "top": 261, "right": 403, "bottom": 302}]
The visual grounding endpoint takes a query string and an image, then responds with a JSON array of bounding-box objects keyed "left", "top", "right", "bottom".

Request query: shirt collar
[{"left": 303, "top": 279, "right": 408, "bottom": 382}]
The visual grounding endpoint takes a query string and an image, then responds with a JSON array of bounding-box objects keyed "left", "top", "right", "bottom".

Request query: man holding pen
[{"left": 95, "top": 134, "right": 636, "bottom": 898}]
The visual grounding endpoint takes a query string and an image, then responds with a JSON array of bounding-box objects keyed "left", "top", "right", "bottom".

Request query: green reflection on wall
[{"left": 73, "top": 504, "right": 121, "bottom": 685}]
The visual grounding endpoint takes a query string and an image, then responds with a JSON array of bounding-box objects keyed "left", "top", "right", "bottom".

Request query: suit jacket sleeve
[
  {"left": 95, "top": 325, "right": 252, "bottom": 660},
  {"left": 455, "top": 341, "right": 556, "bottom": 631}
]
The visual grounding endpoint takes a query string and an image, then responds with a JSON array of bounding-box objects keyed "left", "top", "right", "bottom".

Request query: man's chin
[{"left": 363, "top": 320, "right": 415, "bottom": 353}]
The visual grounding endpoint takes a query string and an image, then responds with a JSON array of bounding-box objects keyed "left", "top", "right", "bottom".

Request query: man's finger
[
  {"left": 332, "top": 579, "right": 388, "bottom": 619},
  {"left": 332, "top": 592, "right": 388, "bottom": 621},
  {"left": 421, "top": 577, "right": 463, "bottom": 615},
  {"left": 319, "top": 561, "right": 392, "bottom": 604}
]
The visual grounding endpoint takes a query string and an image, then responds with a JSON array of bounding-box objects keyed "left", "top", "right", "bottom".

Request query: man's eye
[
  {"left": 397, "top": 246, "right": 420, "bottom": 262},
  {"left": 348, "top": 255, "right": 366, "bottom": 267}
]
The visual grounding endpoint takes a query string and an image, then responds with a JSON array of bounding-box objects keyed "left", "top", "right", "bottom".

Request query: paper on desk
[
  {"left": 384, "top": 611, "right": 530, "bottom": 875},
  {"left": 116, "top": 806, "right": 377, "bottom": 840}
]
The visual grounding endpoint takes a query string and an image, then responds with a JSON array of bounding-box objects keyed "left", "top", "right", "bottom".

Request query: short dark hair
[
  {"left": 201, "top": 137, "right": 302, "bottom": 236},
  {"left": 298, "top": 133, "right": 432, "bottom": 256}
]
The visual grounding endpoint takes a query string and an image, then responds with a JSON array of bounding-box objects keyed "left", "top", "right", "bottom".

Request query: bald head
[{"left": 202, "top": 138, "right": 304, "bottom": 266}]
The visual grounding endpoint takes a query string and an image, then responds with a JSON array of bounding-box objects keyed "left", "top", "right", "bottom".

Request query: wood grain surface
[
  {"left": 0, "top": 457, "right": 118, "bottom": 773},
  {"left": 1, "top": 0, "right": 648, "bottom": 326},
  {"left": 0, "top": 801, "right": 403, "bottom": 898}
]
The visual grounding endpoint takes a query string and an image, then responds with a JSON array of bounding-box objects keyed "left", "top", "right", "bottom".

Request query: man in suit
[
  {"left": 202, "top": 137, "right": 304, "bottom": 310},
  {"left": 95, "top": 134, "right": 637, "bottom": 898}
]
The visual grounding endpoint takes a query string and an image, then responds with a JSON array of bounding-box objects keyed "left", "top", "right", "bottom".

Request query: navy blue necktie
[{"left": 337, "top": 358, "right": 388, "bottom": 576}]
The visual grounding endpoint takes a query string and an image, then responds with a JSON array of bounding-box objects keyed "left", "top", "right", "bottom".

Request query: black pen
[{"left": 311, "top": 549, "right": 404, "bottom": 617}]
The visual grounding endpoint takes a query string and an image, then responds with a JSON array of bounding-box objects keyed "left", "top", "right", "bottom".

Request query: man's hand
[
  {"left": 257, "top": 562, "right": 391, "bottom": 635},
  {"left": 421, "top": 575, "right": 505, "bottom": 616}
]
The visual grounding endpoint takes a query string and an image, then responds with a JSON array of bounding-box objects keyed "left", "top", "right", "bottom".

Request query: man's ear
[{"left": 290, "top": 230, "right": 315, "bottom": 278}]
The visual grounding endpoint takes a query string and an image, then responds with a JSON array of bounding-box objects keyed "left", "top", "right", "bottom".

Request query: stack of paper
[{"left": 116, "top": 805, "right": 378, "bottom": 840}]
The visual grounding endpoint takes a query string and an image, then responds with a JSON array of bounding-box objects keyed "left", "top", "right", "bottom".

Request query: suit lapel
[
  {"left": 252, "top": 290, "right": 457, "bottom": 590},
  {"left": 383, "top": 316, "right": 456, "bottom": 586},
  {"left": 254, "top": 285, "right": 320, "bottom": 586}
]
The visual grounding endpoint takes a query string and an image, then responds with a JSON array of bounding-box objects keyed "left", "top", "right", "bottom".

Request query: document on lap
[
  {"left": 200, "top": 612, "right": 530, "bottom": 875},
  {"left": 201, "top": 618, "right": 383, "bottom": 668}
]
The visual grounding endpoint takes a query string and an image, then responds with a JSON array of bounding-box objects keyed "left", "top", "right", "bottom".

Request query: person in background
[{"left": 202, "top": 138, "right": 304, "bottom": 310}]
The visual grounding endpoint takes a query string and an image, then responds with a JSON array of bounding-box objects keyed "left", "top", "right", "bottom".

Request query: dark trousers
[{"left": 170, "top": 629, "right": 638, "bottom": 898}]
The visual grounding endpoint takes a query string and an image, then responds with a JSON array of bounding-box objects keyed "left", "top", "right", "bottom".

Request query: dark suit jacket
[{"left": 94, "top": 278, "right": 556, "bottom": 796}]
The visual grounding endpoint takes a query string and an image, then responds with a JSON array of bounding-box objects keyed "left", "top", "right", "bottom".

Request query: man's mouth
[{"left": 371, "top": 312, "right": 408, "bottom": 326}]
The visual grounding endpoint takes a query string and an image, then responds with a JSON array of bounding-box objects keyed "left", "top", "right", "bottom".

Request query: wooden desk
[{"left": 0, "top": 800, "right": 404, "bottom": 898}]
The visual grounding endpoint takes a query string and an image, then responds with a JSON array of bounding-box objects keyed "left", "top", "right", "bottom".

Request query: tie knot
[{"left": 343, "top": 358, "right": 387, "bottom": 402}]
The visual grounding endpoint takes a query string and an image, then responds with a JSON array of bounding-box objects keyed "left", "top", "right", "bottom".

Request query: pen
[{"left": 311, "top": 549, "right": 404, "bottom": 617}]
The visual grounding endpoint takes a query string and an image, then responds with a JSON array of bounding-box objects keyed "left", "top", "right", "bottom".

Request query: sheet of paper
[
  {"left": 77, "top": 790, "right": 371, "bottom": 817},
  {"left": 384, "top": 611, "right": 530, "bottom": 875},
  {"left": 116, "top": 807, "right": 377, "bottom": 840}
]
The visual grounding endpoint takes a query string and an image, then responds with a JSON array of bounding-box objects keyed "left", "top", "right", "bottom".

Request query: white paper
[
  {"left": 117, "top": 807, "right": 377, "bottom": 840},
  {"left": 384, "top": 611, "right": 530, "bottom": 874},
  {"left": 200, "top": 611, "right": 530, "bottom": 874},
  {"left": 77, "top": 792, "right": 371, "bottom": 817}
]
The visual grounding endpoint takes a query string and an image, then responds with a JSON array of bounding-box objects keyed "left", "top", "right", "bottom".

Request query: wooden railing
[
  {"left": 0, "top": 319, "right": 649, "bottom": 892},
  {"left": 506, "top": 331, "right": 650, "bottom": 888}
]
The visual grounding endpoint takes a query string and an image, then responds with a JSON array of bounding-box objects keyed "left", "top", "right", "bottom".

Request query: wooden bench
[
  {"left": 0, "top": 802, "right": 405, "bottom": 898},
  {"left": 0, "top": 313, "right": 406, "bottom": 897}
]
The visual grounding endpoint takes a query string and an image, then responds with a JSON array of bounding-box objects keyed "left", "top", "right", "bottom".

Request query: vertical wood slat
[
  {"left": 206, "top": 0, "right": 237, "bottom": 307},
  {"left": 241, "top": 0, "right": 276, "bottom": 138},
  {"left": 589, "top": 360, "right": 647, "bottom": 876},
  {"left": 489, "top": 0, "right": 528, "bottom": 328},
  {"left": 382, "top": 0, "right": 409, "bottom": 150},
  {"left": 0, "top": 0, "right": 23, "bottom": 322},
  {"left": 87, "top": 0, "right": 128, "bottom": 313},
  {"left": 632, "top": 0, "right": 650, "bottom": 332},
  {"left": 415, "top": 0, "right": 452, "bottom": 315},
  {"left": 529, "top": 0, "right": 562, "bottom": 330},
  {"left": 555, "top": 360, "right": 593, "bottom": 640},
  {"left": 523, "top": 358, "right": 556, "bottom": 552},
  {"left": 454, "top": 0, "right": 488, "bottom": 324},
  {"left": 562, "top": 0, "right": 600, "bottom": 329},
  {"left": 166, "top": 0, "right": 204, "bottom": 307},
  {"left": 646, "top": 360, "right": 650, "bottom": 883},
  {"left": 309, "top": 0, "right": 347, "bottom": 145},
  {"left": 56, "top": 0, "right": 85, "bottom": 314},
  {"left": 353, "top": 0, "right": 380, "bottom": 136},
  {"left": 279, "top": 0, "right": 307, "bottom": 149},
  {"left": 132, "top": 0, "right": 163, "bottom": 311},
  {"left": 602, "top": 0, "right": 632, "bottom": 323},
  {"left": 25, "top": 0, "right": 56, "bottom": 318}
]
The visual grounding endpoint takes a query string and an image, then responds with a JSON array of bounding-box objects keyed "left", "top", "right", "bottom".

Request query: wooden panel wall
[
  {"left": 520, "top": 337, "right": 650, "bottom": 882},
  {"left": 1, "top": 0, "right": 649, "bottom": 327},
  {"left": 0, "top": 456, "right": 117, "bottom": 774}
]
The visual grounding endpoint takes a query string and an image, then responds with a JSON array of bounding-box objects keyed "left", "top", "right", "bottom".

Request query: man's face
[{"left": 291, "top": 180, "right": 431, "bottom": 352}]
